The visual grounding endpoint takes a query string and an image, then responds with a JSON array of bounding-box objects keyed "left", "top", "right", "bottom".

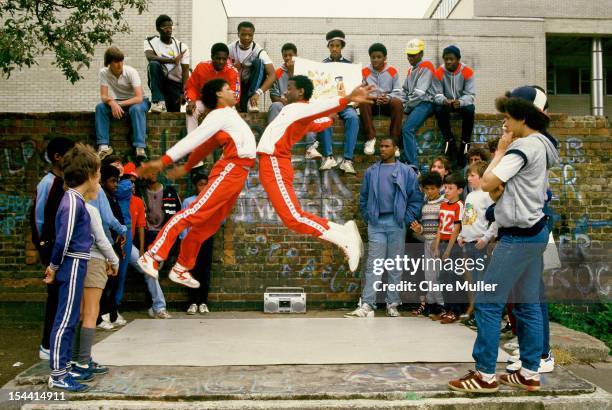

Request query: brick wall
[{"left": 0, "top": 112, "right": 609, "bottom": 310}]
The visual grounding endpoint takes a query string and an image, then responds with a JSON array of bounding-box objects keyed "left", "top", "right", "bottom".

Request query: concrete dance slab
[{"left": 92, "top": 318, "right": 510, "bottom": 366}]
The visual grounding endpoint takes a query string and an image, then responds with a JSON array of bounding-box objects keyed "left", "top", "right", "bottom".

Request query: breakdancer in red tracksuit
[
  {"left": 257, "top": 75, "right": 375, "bottom": 272},
  {"left": 137, "top": 78, "right": 256, "bottom": 288}
]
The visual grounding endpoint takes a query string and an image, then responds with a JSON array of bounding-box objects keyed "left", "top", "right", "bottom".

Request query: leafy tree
[{"left": 0, "top": 0, "right": 149, "bottom": 83}]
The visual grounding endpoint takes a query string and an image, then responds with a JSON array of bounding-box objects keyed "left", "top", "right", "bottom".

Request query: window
[{"left": 548, "top": 67, "right": 591, "bottom": 95}]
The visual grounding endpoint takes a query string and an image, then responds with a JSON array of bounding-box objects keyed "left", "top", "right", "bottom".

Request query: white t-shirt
[
  {"left": 229, "top": 41, "right": 272, "bottom": 65},
  {"left": 99, "top": 65, "right": 141, "bottom": 100},
  {"left": 144, "top": 36, "right": 190, "bottom": 82}
]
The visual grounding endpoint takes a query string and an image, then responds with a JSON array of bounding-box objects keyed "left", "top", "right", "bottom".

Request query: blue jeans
[
  {"left": 239, "top": 58, "right": 265, "bottom": 112},
  {"left": 95, "top": 98, "right": 150, "bottom": 148},
  {"left": 472, "top": 226, "right": 549, "bottom": 374},
  {"left": 114, "top": 224, "right": 132, "bottom": 307},
  {"left": 400, "top": 102, "right": 434, "bottom": 167},
  {"left": 128, "top": 245, "right": 166, "bottom": 312},
  {"left": 361, "top": 214, "right": 406, "bottom": 308},
  {"left": 319, "top": 106, "right": 359, "bottom": 160}
]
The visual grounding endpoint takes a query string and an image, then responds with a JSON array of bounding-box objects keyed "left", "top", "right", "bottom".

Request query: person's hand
[
  {"left": 346, "top": 85, "right": 376, "bottom": 105},
  {"left": 410, "top": 221, "right": 423, "bottom": 233},
  {"left": 489, "top": 183, "right": 505, "bottom": 202},
  {"left": 43, "top": 266, "right": 56, "bottom": 284},
  {"left": 442, "top": 99, "right": 451, "bottom": 106},
  {"left": 442, "top": 248, "right": 451, "bottom": 260},
  {"left": 286, "top": 57, "right": 295, "bottom": 71},
  {"left": 173, "top": 52, "right": 184, "bottom": 65},
  {"left": 166, "top": 165, "right": 188, "bottom": 180},
  {"left": 139, "top": 248, "right": 145, "bottom": 257},
  {"left": 109, "top": 100, "right": 124, "bottom": 119},
  {"left": 497, "top": 129, "right": 516, "bottom": 153},
  {"left": 451, "top": 100, "right": 461, "bottom": 109},
  {"left": 457, "top": 237, "right": 465, "bottom": 247},
  {"left": 107, "top": 263, "right": 119, "bottom": 276},
  {"left": 280, "top": 97, "right": 288, "bottom": 105},
  {"left": 249, "top": 94, "right": 260, "bottom": 107},
  {"left": 378, "top": 94, "right": 390, "bottom": 105},
  {"left": 138, "top": 159, "right": 165, "bottom": 178},
  {"left": 186, "top": 100, "right": 196, "bottom": 115},
  {"left": 475, "top": 238, "right": 487, "bottom": 250},
  {"left": 233, "top": 61, "right": 242, "bottom": 71}
]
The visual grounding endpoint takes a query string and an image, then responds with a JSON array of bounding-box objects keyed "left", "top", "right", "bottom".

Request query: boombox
[{"left": 264, "top": 287, "right": 306, "bottom": 313}]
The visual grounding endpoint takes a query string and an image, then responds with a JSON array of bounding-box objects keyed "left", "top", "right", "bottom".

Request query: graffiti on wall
[
  {"left": 0, "top": 194, "right": 32, "bottom": 235},
  {"left": 0, "top": 140, "right": 37, "bottom": 179}
]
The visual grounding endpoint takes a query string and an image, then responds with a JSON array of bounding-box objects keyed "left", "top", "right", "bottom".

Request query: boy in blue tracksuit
[
  {"left": 345, "top": 137, "right": 423, "bottom": 318},
  {"left": 44, "top": 143, "right": 101, "bottom": 392}
]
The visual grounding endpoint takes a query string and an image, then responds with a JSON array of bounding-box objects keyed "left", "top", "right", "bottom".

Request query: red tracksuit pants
[
  {"left": 148, "top": 159, "right": 250, "bottom": 269},
  {"left": 258, "top": 154, "right": 329, "bottom": 237}
]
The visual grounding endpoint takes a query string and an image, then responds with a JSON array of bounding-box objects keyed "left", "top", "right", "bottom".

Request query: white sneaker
[
  {"left": 386, "top": 304, "right": 400, "bottom": 317},
  {"left": 113, "top": 313, "right": 127, "bottom": 327},
  {"left": 339, "top": 159, "right": 356, "bottom": 174},
  {"left": 504, "top": 341, "right": 519, "bottom": 351},
  {"left": 344, "top": 304, "right": 374, "bottom": 318},
  {"left": 539, "top": 354, "right": 555, "bottom": 373},
  {"left": 169, "top": 264, "right": 200, "bottom": 288},
  {"left": 187, "top": 304, "right": 197, "bottom": 315},
  {"left": 135, "top": 147, "right": 147, "bottom": 159},
  {"left": 319, "top": 156, "right": 338, "bottom": 171},
  {"left": 199, "top": 304, "right": 210, "bottom": 314},
  {"left": 97, "top": 145, "right": 113, "bottom": 160},
  {"left": 320, "top": 221, "right": 363, "bottom": 272},
  {"left": 507, "top": 354, "right": 520, "bottom": 363},
  {"left": 247, "top": 100, "right": 260, "bottom": 113},
  {"left": 137, "top": 252, "right": 159, "bottom": 280},
  {"left": 39, "top": 345, "right": 50, "bottom": 360},
  {"left": 150, "top": 101, "right": 167, "bottom": 113},
  {"left": 506, "top": 356, "right": 555, "bottom": 373},
  {"left": 156, "top": 310, "right": 172, "bottom": 319},
  {"left": 511, "top": 348, "right": 520, "bottom": 357},
  {"left": 364, "top": 139, "right": 376, "bottom": 155},
  {"left": 305, "top": 141, "right": 323, "bottom": 160},
  {"left": 97, "top": 320, "right": 116, "bottom": 331}
]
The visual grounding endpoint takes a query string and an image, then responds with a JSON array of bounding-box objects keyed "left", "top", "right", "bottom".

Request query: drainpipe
[{"left": 591, "top": 38, "right": 604, "bottom": 116}]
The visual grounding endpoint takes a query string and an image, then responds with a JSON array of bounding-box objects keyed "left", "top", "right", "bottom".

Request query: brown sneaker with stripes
[
  {"left": 499, "top": 371, "right": 541, "bottom": 391},
  {"left": 448, "top": 370, "right": 499, "bottom": 393}
]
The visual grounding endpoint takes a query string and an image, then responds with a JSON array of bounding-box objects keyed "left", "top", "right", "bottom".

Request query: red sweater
[{"left": 185, "top": 61, "right": 240, "bottom": 102}]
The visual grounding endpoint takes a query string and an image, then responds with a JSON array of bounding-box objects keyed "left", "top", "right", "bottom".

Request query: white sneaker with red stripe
[
  {"left": 169, "top": 264, "right": 200, "bottom": 288},
  {"left": 320, "top": 221, "right": 363, "bottom": 272},
  {"left": 137, "top": 252, "right": 159, "bottom": 280}
]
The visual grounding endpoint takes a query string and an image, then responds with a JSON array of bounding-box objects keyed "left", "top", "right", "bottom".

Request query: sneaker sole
[
  {"left": 345, "top": 220, "right": 364, "bottom": 258},
  {"left": 499, "top": 378, "right": 540, "bottom": 391},
  {"left": 448, "top": 383, "right": 499, "bottom": 393},
  {"left": 169, "top": 272, "right": 200, "bottom": 289},
  {"left": 98, "top": 148, "right": 113, "bottom": 160},
  {"left": 49, "top": 384, "right": 91, "bottom": 392}
]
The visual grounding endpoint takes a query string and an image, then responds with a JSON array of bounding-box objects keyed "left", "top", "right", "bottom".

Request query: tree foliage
[{"left": 0, "top": 0, "right": 149, "bottom": 83}]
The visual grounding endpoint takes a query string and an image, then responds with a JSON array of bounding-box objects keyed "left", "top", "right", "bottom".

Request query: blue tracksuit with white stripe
[{"left": 48, "top": 188, "right": 93, "bottom": 378}]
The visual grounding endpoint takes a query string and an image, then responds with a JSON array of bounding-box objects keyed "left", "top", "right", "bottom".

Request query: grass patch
[{"left": 548, "top": 303, "right": 612, "bottom": 350}]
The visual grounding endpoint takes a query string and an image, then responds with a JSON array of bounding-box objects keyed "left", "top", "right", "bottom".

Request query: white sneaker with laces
[
  {"left": 320, "top": 221, "right": 363, "bottom": 272},
  {"left": 113, "top": 313, "right": 127, "bottom": 326},
  {"left": 507, "top": 354, "right": 520, "bottom": 363},
  {"left": 169, "top": 264, "right": 200, "bottom": 288},
  {"left": 156, "top": 310, "right": 172, "bottom": 319},
  {"left": 386, "top": 304, "right": 400, "bottom": 317},
  {"left": 364, "top": 139, "right": 376, "bottom": 155},
  {"left": 39, "top": 345, "right": 50, "bottom": 360},
  {"left": 305, "top": 141, "right": 323, "bottom": 159},
  {"left": 97, "top": 145, "right": 113, "bottom": 160},
  {"left": 344, "top": 304, "right": 374, "bottom": 318},
  {"left": 187, "top": 304, "right": 197, "bottom": 315},
  {"left": 150, "top": 101, "right": 167, "bottom": 113},
  {"left": 199, "top": 304, "right": 210, "bottom": 314},
  {"left": 504, "top": 340, "right": 519, "bottom": 351},
  {"left": 339, "top": 159, "right": 356, "bottom": 174},
  {"left": 319, "top": 156, "right": 338, "bottom": 171},
  {"left": 137, "top": 252, "right": 159, "bottom": 280},
  {"left": 97, "top": 320, "right": 115, "bottom": 331}
]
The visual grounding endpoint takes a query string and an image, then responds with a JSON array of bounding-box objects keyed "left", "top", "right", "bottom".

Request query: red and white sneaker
[
  {"left": 137, "top": 252, "right": 159, "bottom": 280},
  {"left": 169, "top": 264, "right": 200, "bottom": 289},
  {"left": 499, "top": 370, "right": 541, "bottom": 391},
  {"left": 448, "top": 370, "right": 499, "bottom": 393}
]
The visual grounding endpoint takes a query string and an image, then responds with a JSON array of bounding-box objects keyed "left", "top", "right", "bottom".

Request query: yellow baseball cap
[{"left": 405, "top": 39, "right": 425, "bottom": 55}]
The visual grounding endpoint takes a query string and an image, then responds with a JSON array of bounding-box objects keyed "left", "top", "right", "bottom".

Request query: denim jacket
[{"left": 359, "top": 161, "right": 423, "bottom": 227}]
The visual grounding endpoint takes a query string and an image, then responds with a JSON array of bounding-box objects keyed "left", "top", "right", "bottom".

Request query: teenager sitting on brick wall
[
  {"left": 95, "top": 46, "right": 150, "bottom": 161},
  {"left": 228, "top": 21, "right": 276, "bottom": 113},
  {"left": 360, "top": 43, "right": 403, "bottom": 157},
  {"left": 185, "top": 43, "right": 240, "bottom": 134},
  {"left": 433, "top": 45, "right": 476, "bottom": 168},
  {"left": 145, "top": 14, "right": 190, "bottom": 113}
]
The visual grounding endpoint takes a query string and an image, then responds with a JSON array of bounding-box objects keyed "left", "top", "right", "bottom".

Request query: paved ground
[{"left": 1, "top": 310, "right": 610, "bottom": 409}]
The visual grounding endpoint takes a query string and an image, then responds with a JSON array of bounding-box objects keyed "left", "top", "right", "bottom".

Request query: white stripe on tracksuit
[
  {"left": 51, "top": 258, "right": 79, "bottom": 376},
  {"left": 269, "top": 156, "right": 327, "bottom": 235},
  {"left": 150, "top": 162, "right": 235, "bottom": 256}
]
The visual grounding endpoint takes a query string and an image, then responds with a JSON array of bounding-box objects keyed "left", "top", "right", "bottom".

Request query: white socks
[
  {"left": 520, "top": 367, "right": 541, "bottom": 381},
  {"left": 477, "top": 371, "right": 496, "bottom": 382}
]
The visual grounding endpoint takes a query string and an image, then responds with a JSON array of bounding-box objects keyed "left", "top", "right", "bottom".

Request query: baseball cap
[
  {"left": 405, "top": 39, "right": 425, "bottom": 55},
  {"left": 123, "top": 162, "right": 138, "bottom": 178},
  {"left": 510, "top": 86, "right": 549, "bottom": 114}
]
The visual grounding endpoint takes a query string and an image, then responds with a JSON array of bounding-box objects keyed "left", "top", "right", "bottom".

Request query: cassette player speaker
[{"left": 264, "top": 287, "right": 306, "bottom": 313}]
